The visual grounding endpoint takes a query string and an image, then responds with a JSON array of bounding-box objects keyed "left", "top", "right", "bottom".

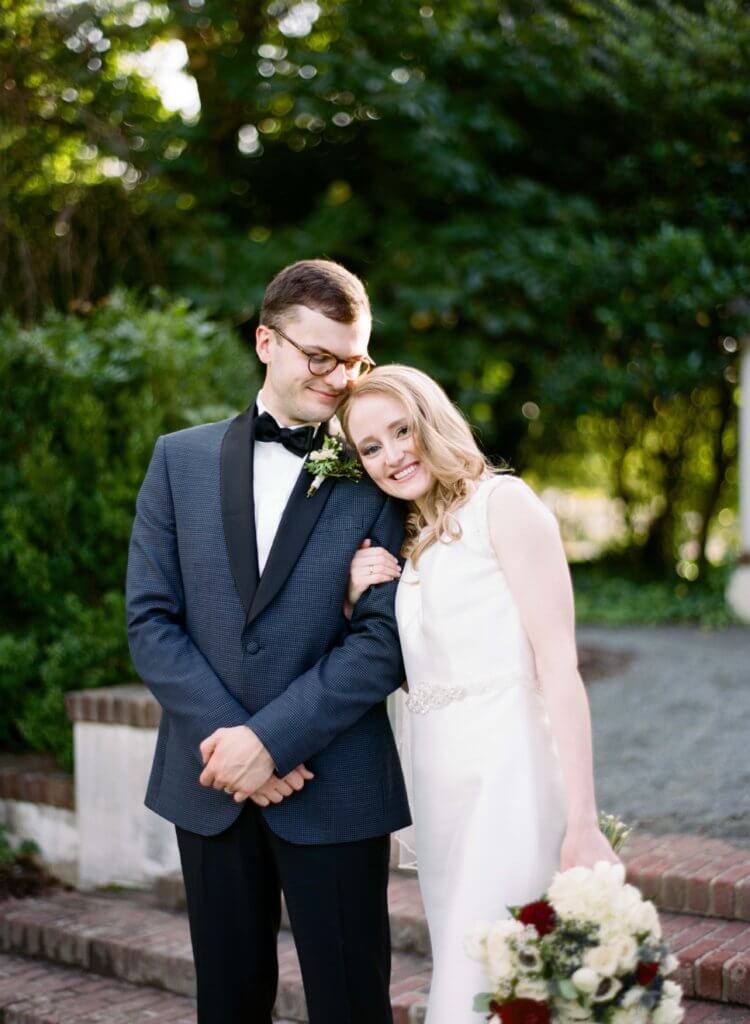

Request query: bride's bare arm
[
  {"left": 486, "top": 478, "right": 619, "bottom": 870},
  {"left": 344, "top": 539, "right": 401, "bottom": 619}
]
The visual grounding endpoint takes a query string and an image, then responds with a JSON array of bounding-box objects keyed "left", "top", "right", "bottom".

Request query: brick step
[
  {"left": 0, "top": 951, "right": 196, "bottom": 1023},
  {"left": 0, "top": 951, "right": 306, "bottom": 1023},
  {"left": 157, "top": 847, "right": 750, "bottom": 974},
  {"left": 664, "top": 911, "right": 750, "bottom": 1007},
  {"left": 4, "top": 887, "right": 750, "bottom": 1011},
  {"left": 623, "top": 833, "right": 750, "bottom": 922},
  {"left": 683, "top": 1002, "right": 750, "bottom": 1022},
  {"left": 156, "top": 831, "right": 750, "bottom": 927},
  {"left": 0, "top": 953, "right": 746, "bottom": 1024},
  {"left": 9, "top": 883, "right": 748, "bottom": 1010},
  {"left": 0, "top": 891, "right": 431, "bottom": 1022}
]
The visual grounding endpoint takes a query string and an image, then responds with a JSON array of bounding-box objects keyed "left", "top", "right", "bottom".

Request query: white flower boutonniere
[{"left": 304, "top": 435, "right": 363, "bottom": 497}]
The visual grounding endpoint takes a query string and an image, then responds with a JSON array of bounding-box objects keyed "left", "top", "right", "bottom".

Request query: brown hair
[{"left": 260, "top": 259, "right": 371, "bottom": 326}]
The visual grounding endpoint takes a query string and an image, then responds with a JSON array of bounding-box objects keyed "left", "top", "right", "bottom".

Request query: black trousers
[{"left": 176, "top": 804, "right": 393, "bottom": 1024}]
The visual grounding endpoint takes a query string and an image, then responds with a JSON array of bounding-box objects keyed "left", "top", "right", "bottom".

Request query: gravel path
[{"left": 577, "top": 625, "right": 750, "bottom": 845}]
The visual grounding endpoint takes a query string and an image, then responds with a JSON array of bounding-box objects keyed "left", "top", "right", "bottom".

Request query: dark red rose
[
  {"left": 636, "top": 960, "right": 660, "bottom": 986},
  {"left": 517, "top": 900, "right": 557, "bottom": 936},
  {"left": 496, "top": 998, "right": 550, "bottom": 1024}
]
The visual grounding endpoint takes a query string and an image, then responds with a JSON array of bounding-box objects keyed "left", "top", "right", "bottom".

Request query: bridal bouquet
[{"left": 466, "top": 860, "right": 683, "bottom": 1024}]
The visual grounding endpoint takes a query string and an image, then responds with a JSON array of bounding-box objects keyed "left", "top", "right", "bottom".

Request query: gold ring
[{"left": 224, "top": 787, "right": 234, "bottom": 795}]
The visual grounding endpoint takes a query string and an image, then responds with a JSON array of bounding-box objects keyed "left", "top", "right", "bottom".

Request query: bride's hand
[
  {"left": 345, "top": 539, "right": 401, "bottom": 616},
  {"left": 559, "top": 822, "right": 622, "bottom": 872}
]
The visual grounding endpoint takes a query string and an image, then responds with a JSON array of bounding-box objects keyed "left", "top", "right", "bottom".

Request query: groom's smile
[
  {"left": 255, "top": 303, "right": 372, "bottom": 426},
  {"left": 308, "top": 383, "right": 346, "bottom": 404}
]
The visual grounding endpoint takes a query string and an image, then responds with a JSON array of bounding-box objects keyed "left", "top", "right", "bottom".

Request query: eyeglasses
[{"left": 267, "top": 324, "right": 375, "bottom": 380}]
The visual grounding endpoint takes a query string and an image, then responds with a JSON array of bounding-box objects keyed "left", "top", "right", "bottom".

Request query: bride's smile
[{"left": 345, "top": 391, "right": 435, "bottom": 502}]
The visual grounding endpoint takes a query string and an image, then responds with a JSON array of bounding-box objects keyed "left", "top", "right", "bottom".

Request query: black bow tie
[{"left": 254, "top": 411, "right": 316, "bottom": 457}]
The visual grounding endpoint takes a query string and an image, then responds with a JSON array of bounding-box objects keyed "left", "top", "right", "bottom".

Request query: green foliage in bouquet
[
  {"left": 0, "top": 290, "right": 257, "bottom": 768},
  {"left": 598, "top": 813, "right": 632, "bottom": 856}
]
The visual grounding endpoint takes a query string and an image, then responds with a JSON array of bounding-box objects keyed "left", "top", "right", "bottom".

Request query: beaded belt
[{"left": 404, "top": 674, "right": 539, "bottom": 714}]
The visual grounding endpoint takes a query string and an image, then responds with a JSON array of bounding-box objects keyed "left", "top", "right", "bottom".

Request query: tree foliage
[{"left": 2, "top": 0, "right": 749, "bottom": 576}]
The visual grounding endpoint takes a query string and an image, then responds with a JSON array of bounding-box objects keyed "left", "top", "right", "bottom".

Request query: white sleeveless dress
[{"left": 394, "top": 476, "right": 568, "bottom": 1024}]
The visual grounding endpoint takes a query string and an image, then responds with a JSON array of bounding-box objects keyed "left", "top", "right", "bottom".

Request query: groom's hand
[
  {"left": 198, "top": 725, "right": 275, "bottom": 796},
  {"left": 248, "top": 764, "right": 315, "bottom": 807}
]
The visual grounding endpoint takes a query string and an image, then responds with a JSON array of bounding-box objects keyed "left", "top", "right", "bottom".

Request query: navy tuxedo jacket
[{"left": 126, "top": 403, "right": 411, "bottom": 842}]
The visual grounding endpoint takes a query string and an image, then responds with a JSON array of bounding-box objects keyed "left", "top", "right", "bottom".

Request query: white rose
[
  {"left": 548, "top": 866, "right": 592, "bottom": 915},
  {"left": 615, "top": 935, "right": 638, "bottom": 972},
  {"left": 552, "top": 864, "right": 632, "bottom": 928},
  {"left": 550, "top": 865, "right": 591, "bottom": 889},
  {"left": 584, "top": 942, "right": 621, "bottom": 977},
  {"left": 662, "top": 980, "right": 683, "bottom": 1000},
  {"left": 592, "top": 860, "right": 626, "bottom": 886},
  {"left": 621, "top": 986, "right": 645, "bottom": 1008},
  {"left": 307, "top": 449, "right": 329, "bottom": 462},
  {"left": 487, "top": 946, "right": 514, "bottom": 983},
  {"left": 653, "top": 996, "right": 684, "bottom": 1024},
  {"left": 616, "top": 884, "right": 643, "bottom": 911},
  {"left": 515, "top": 977, "right": 549, "bottom": 1001},
  {"left": 571, "top": 967, "right": 600, "bottom": 993},
  {"left": 489, "top": 918, "right": 526, "bottom": 940},
  {"left": 600, "top": 920, "right": 629, "bottom": 947},
  {"left": 628, "top": 899, "right": 661, "bottom": 939},
  {"left": 486, "top": 921, "right": 522, "bottom": 983}
]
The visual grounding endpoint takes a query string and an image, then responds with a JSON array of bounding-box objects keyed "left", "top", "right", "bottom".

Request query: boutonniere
[{"left": 304, "top": 435, "right": 363, "bottom": 497}]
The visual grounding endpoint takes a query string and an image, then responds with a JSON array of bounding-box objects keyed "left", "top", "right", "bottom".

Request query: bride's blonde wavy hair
[{"left": 339, "top": 364, "right": 507, "bottom": 564}]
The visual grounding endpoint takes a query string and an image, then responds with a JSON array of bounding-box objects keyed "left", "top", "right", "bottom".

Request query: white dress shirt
[{"left": 253, "top": 394, "right": 319, "bottom": 574}]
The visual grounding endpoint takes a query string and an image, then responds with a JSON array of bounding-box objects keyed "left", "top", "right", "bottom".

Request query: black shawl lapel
[
  {"left": 247, "top": 424, "right": 335, "bottom": 625},
  {"left": 220, "top": 403, "right": 260, "bottom": 615}
]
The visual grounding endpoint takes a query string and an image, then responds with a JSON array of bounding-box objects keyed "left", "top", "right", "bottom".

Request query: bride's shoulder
[{"left": 483, "top": 474, "right": 557, "bottom": 532}]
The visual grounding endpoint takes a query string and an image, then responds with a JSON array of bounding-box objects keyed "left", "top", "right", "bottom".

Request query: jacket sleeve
[
  {"left": 126, "top": 436, "right": 252, "bottom": 752},
  {"left": 247, "top": 495, "right": 405, "bottom": 776}
]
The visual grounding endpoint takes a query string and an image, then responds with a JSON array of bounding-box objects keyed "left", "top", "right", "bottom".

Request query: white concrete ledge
[
  {"left": 0, "top": 798, "right": 78, "bottom": 885},
  {"left": 73, "top": 719, "right": 180, "bottom": 889}
]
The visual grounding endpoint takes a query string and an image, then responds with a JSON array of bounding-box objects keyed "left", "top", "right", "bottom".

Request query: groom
[{"left": 126, "top": 259, "right": 411, "bottom": 1024}]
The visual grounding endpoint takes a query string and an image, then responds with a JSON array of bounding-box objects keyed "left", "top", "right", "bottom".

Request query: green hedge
[
  {"left": 0, "top": 290, "right": 257, "bottom": 768},
  {"left": 572, "top": 563, "right": 737, "bottom": 629}
]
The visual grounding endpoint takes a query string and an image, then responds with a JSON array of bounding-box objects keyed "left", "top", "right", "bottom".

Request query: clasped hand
[
  {"left": 199, "top": 725, "right": 313, "bottom": 806},
  {"left": 198, "top": 541, "right": 399, "bottom": 805}
]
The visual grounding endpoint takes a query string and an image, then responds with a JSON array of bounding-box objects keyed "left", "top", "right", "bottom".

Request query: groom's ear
[{"left": 255, "top": 324, "right": 275, "bottom": 366}]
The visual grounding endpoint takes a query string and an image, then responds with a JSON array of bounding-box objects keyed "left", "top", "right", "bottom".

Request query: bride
[{"left": 338, "top": 364, "right": 620, "bottom": 1024}]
